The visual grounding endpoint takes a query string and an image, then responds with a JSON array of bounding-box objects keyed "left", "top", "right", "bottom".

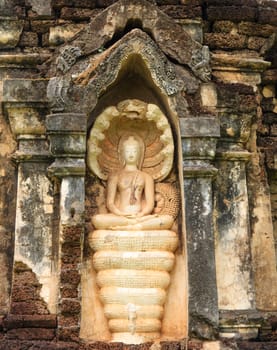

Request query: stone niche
[
  {"left": 69, "top": 28, "right": 194, "bottom": 342},
  {"left": 44, "top": 0, "right": 219, "bottom": 344},
  {"left": 82, "top": 98, "right": 187, "bottom": 344}
]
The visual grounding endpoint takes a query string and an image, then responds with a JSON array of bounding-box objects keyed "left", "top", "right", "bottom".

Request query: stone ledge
[
  {"left": 180, "top": 117, "right": 220, "bottom": 138},
  {"left": 2, "top": 79, "right": 49, "bottom": 103},
  {"left": 0, "top": 54, "right": 50, "bottom": 68},
  {"left": 212, "top": 53, "right": 271, "bottom": 72},
  {"left": 46, "top": 113, "right": 87, "bottom": 132},
  {"left": 11, "top": 151, "right": 52, "bottom": 163},
  {"left": 183, "top": 164, "right": 218, "bottom": 178},
  {"left": 216, "top": 150, "right": 251, "bottom": 161},
  {"left": 3, "top": 315, "right": 57, "bottom": 329},
  {"left": 47, "top": 158, "right": 86, "bottom": 177},
  {"left": 219, "top": 324, "right": 260, "bottom": 340}
]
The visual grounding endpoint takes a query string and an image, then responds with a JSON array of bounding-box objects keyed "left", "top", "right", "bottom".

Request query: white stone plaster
[
  {"left": 251, "top": 188, "right": 277, "bottom": 309},
  {"left": 215, "top": 162, "right": 253, "bottom": 310},
  {"left": 200, "top": 83, "right": 217, "bottom": 108},
  {"left": 14, "top": 164, "right": 56, "bottom": 313},
  {"left": 60, "top": 177, "right": 85, "bottom": 225},
  {"left": 8, "top": 107, "right": 45, "bottom": 135},
  {"left": 212, "top": 71, "right": 261, "bottom": 86},
  {"left": 203, "top": 341, "right": 221, "bottom": 350}
]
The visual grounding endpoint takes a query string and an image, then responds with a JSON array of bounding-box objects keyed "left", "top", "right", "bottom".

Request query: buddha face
[
  {"left": 122, "top": 137, "right": 141, "bottom": 165},
  {"left": 119, "top": 135, "right": 145, "bottom": 169}
]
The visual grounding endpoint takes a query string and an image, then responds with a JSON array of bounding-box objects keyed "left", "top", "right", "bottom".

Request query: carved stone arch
[
  {"left": 46, "top": 0, "right": 211, "bottom": 81},
  {"left": 76, "top": 0, "right": 210, "bottom": 81},
  {"left": 81, "top": 29, "right": 198, "bottom": 119},
  {"left": 46, "top": 0, "right": 210, "bottom": 125},
  {"left": 80, "top": 29, "right": 184, "bottom": 98},
  {"left": 47, "top": 28, "right": 200, "bottom": 125}
]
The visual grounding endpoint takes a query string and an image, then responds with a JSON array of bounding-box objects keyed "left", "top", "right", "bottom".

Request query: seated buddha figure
[{"left": 92, "top": 135, "right": 174, "bottom": 231}]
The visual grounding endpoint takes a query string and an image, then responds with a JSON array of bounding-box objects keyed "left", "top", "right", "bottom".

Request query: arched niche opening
[
  {"left": 88, "top": 53, "right": 178, "bottom": 129},
  {"left": 80, "top": 50, "right": 188, "bottom": 344}
]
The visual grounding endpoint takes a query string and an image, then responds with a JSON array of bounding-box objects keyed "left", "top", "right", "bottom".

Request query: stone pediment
[
  {"left": 47, "top": 0, "right": 211, "bottom": 83},
  {"left": 47, "top": 27, "right": 201, "bottom": 114},
  {"left": 46, "top": 0, "right": 212, "bottom": 116},
  {"left": 72, "top": 29, "right": 187, "bottom": 97}
]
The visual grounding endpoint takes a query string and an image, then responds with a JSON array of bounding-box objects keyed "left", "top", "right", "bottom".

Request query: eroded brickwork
[{"left": 58, "top": 225, "right": 83, "bottom": 343}]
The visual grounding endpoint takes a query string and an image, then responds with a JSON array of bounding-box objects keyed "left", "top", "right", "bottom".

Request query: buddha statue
[
  {"left": 87, "top": 100, "right": 179, "bottom": 344},
  {"left": 91, "top": 134, "right": 174, "bottom": 231}
]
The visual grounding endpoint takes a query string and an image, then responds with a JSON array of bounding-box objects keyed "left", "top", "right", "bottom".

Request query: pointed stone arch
[
  {"left": 46, "top": 0, "right": 210, "bottom": 119},
  {"left": 75, "top": 0, "right": 210, "bottom": 80},
  {"left": 46, "top": 0, "right": 210, "bottom": 82},
  {"left": 47, "top": 28, "right": 199, "bottom": 121},
  {"left": 76, "top": 29, "right": 185, "bottom": 98}
]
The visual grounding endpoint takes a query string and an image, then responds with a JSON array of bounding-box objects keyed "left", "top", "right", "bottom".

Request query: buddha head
[{"left": 118, "top": 135, "right": 145, "bottom": 169}]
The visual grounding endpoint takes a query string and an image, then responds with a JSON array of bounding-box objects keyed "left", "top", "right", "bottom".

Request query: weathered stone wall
[{"left": 0, "top": 0, "right": 276, "bottom": 349}]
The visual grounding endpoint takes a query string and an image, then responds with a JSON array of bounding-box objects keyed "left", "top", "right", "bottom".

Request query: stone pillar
[
  {"left": 4, "top": 103, "right": 57, "bottom": 316},
  {"left": 214, "top": 112, "right": 257, "bottom": 338},
  {"left": 205, "top": 54, "right": 275, "bottom": 334},
  {"left": 181, "top": 117, "right": 220, "bottom": 339},
  {"left": 215, "top": 152, "right": 253, "bottom": 310},
  {"left": 13, "top": 136, "right": 56, "bottom": 310},
  {"left": 46, "top": 112, "right": 86, "bottom": 342},
  {"left": 1, "top": 78, "right": 50, "bottom": 316}
]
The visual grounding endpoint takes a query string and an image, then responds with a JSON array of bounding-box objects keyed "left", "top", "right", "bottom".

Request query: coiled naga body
[{"left": 87, "top": 100, "right": 179, "bottom": 344}]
